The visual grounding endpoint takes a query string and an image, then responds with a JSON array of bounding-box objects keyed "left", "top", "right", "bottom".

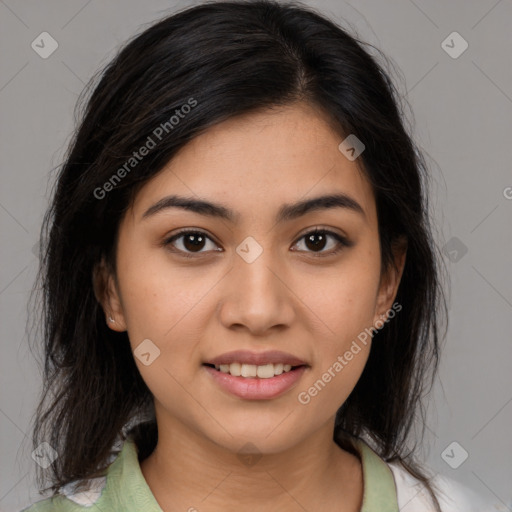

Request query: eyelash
[{"left": 162, "top": 227, "right": 351, "bottom": 259}]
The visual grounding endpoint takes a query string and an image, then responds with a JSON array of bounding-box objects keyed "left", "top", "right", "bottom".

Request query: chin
[{"left": 201, "top": 422, "right": 305, "bottom": 457}]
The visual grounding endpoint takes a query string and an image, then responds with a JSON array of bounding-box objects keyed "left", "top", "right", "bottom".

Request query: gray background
[{"left": 1, "top": 0, "right": 511, "bottom": 510}]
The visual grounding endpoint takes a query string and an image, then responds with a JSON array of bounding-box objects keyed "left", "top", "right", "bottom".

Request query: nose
[{"left": 217, "top": 245, "right": 295, "bottom": 336}]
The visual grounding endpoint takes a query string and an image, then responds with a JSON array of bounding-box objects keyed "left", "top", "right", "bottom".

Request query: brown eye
[
  {"left": 292, "top": 228, "right": 351, "bottom": 256},
  {"left": 163, "top": 230, "right": 221, "bottom": 257},
  {"left": 163, "top": 227, "right": 351, "bottom": 259}
]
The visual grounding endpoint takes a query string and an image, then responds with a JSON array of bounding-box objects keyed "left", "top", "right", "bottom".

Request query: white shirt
[{"left": 388, "top": 461, "right": 509, "bottom": 512}]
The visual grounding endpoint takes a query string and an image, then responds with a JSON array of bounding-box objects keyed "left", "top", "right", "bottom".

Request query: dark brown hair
[{"left": 28, "top": 1, "right": 448, "bottom": 509}]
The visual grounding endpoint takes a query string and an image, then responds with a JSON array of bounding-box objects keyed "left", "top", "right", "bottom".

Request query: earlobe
[
  {"left": 92, "top": 259, "right": 127, "bottom": 332},
  {"left": 373, "top": 236, "right": 407, "bottom": 324}
]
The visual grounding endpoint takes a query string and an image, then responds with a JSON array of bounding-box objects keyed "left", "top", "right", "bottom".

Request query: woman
[{"left": 23, "top": 1, "right": 493, "bottom": 510}]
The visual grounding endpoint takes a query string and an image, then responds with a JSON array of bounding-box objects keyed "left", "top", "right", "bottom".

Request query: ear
[
  {"left": 373, "top": 236, "right": 407, "bottom": 325},
  {"left": 92, "top": 258, "right": 127, "bottom": 332}
]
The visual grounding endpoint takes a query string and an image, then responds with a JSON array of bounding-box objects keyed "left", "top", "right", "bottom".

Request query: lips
[
  {"left": 203, "top": 364, "right": 307, "bottom": 400},
  {"left": 202, "top": 350, "right": 309, "bottom": 399}
]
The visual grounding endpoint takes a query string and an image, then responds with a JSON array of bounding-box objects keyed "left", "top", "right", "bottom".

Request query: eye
[
  {"left": 291, "top": 228, "right": 351, "bottom": 257},
  {"left": 163, "top": 229, "right": 221, "bottom": 258},
  {"left": 163, "top": 227, "right": 351, "bottom": 259}
]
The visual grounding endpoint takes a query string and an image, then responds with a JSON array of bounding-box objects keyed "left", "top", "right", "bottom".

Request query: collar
[{"left": 350, "top": 438, "right": 400, "bottom": 511}]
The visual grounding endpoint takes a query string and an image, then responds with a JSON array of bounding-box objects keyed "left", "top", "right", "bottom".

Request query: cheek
[
  {"left": 116, "top": 239, "right": 208, "bottom": 341},
  {"left": 303, "top": 257, "right": 381, "bottom": 343},
  {"left": 118, "top": 263, "right": 208, "bottom": 407},
  {"left": 295, "top": 278, "right": 375, "bottom": 416},
  {"left": 116, "top": 253, "right": 226, "bottom": 410},
  {"left": 296, "top": 347, "right": 369, "bottom": 419},
  {"left": 293, "top": 252, "right": 380, "bottom": 410}
]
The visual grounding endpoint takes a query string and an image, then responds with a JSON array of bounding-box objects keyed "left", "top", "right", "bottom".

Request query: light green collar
[{"left": 351, "top": 438, "right": 400, "bottom": 511}]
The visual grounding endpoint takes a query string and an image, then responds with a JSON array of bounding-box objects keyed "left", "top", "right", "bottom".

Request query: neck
[{"left": 139, "top": 414, "right": 363, "bottom": 512}]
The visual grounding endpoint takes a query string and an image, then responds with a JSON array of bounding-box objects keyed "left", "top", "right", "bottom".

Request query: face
[{"left": 97, "top": 102, "right": 405, "bottom": 455}]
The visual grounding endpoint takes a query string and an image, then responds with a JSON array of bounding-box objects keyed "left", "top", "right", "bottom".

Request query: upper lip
[{"left": 204, "top": 350, "right": 307, "bottom": 367}]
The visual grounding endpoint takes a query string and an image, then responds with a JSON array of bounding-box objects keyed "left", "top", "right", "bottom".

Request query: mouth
[
  {"left": 203, "top": 362, "right": 307, "bottom": 379},
  {"left": 202, "top": 350, "right": 309, "bottom": 399}
]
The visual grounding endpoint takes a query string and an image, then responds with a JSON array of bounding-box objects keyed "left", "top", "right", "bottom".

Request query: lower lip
[{"left": 203, "top": 365, "right": 307, "bottom": 400}]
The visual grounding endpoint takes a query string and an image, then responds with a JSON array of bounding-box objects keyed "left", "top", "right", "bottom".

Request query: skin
[{"left": 95, "top": 101, "right": 406, "bottom": 512}]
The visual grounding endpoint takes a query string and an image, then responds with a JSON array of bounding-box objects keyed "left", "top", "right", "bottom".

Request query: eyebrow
[{"left": 141, "top": 193, "right": 366, "bottom": 223}]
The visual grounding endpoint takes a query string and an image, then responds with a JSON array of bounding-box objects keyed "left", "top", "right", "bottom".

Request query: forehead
[{"left": 129, "top": 102, "right": 376, "bottom": 226}]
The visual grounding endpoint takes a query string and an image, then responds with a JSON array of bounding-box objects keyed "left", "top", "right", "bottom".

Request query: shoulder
[
  {"left": 387, "top": 461, "right": 502, "bottom": 512},
  {"left": 19, "top": 444, "right": 121, "bottom": 512},
  {"left": 19, "top": 476, "right": 108, "bottom": 511}
]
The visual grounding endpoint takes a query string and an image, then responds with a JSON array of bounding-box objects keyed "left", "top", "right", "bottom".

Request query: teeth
[
  {"left": 214, "top": 362, "right": 296, "bottom": 378},
  {"left": 241, "top": 363, "right": 257, "bottom": 377},
  {"left": 256, "top": 364, "right": 274, "bottom": 378}
]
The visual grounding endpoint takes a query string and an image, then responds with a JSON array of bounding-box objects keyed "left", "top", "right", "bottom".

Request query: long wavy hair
[{"left": 28, "top": 1, "right": 448, "bottom": 509}]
